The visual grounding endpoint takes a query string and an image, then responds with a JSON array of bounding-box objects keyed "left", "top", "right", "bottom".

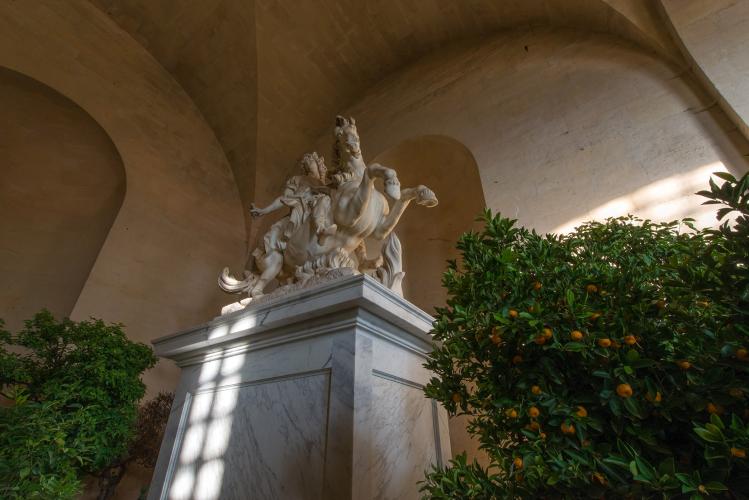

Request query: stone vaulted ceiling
[{"left": 90, "top": 0, "right": 682, "bottom": 243}]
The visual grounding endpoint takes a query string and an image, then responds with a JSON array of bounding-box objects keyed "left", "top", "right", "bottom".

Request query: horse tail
[
  {"left": 377, "top": 232, "right": 405, "bottom": 296},
  {"left": 218, "top": 267, "right": 256, "bottom": 294}
]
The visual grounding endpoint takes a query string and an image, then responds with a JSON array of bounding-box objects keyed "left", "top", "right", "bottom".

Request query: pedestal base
[{"left": 148, "top": 274, "right": 450, "bottom": 500}]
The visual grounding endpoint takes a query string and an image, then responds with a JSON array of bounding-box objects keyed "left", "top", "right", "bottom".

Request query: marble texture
[{"left": 149, "top": 274, "right": 450, "bottom": 500}]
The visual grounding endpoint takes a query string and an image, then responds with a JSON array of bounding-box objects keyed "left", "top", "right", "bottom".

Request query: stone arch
[
  {"left": 343, "top": 28, "right": 749, "bottom": 236},
  {"left": 0, "top": 3, "right": 246, "bottom": 395},
  {"left": 371, "top": 135, "right": 486, "bottom": 313},
  {"left": 0, "top": 67, "right": 126, "bottom": 331}
]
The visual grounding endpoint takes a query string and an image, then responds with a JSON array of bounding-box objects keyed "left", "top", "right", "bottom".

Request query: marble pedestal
[{"left": 148, "top": 274, "right": 451, "bottom": 500}]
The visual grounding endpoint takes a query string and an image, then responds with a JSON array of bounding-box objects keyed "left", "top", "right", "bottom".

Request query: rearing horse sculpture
[{"left": 219, "top": 116, "right": 438, "bottom": 302}]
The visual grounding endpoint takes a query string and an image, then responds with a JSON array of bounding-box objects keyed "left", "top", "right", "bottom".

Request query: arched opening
[
  {"left": 0, "top": 67, "right": 126, "bottom": 331},
  {"left": 371, "top": 135, "right": 485, "bottom": 313}
]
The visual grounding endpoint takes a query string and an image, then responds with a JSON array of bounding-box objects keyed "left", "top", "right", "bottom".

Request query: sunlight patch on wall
[{"left": 552, "top": 163, "right": 730, "bottom": 234}]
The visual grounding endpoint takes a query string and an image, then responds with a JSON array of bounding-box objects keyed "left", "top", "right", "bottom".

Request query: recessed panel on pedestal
[
  {"left": 370, "top": 371, "right": 443, "bottom": 500},
  {"left": 165, "top": 370, "right": 330, "bottom": 500}
]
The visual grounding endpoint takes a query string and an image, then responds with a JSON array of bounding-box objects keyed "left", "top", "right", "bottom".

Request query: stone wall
[
  {"left": 0, "top": 5, "right": 247, "bottom": 496},
  {"left": 0, "top": 68, "right": 125, "bottom": 332},
  {"left": 331, "top": 28, "right": 749, "bottom": 235},
  {"left": 660, "top": 0, "right": 749, "bottom": 141}
]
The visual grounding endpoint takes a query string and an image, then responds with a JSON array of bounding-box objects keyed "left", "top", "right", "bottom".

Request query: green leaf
[
  {"left": 566, "top": 289, "right": 575, "bottom": 308},
  {"left": 704, "top": 481, "right": 728, "bottom": 492},
  {"left": 625, "top": 349, "right": 640, "bottom": 363},
  {"left": 713, "top": 172, "right": 737, "bottom": 183},
  {"left": 694, "top": 427, "right": 723, "bottom": 443},
  {"left": 564, "top": 342, "right": 587, "bottom": 352}
]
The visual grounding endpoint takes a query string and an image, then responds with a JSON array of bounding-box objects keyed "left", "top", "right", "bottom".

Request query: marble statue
[{"left": 219, "top": 116, "right": 438, "bottom": 304}]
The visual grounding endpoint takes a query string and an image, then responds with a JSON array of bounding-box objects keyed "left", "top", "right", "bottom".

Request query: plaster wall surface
[
  {"left": 660, "top": 0, "right": 749, "bottom": 141},
  {"left": 0, "top": 4, "right": 246, "bottom": 496},
  {"left": 91, "top": 0, "right": 259, "bottom": 237},
  {"left": 0, "top": 68, "right": 125, "bottom": 332},
  {"left": 370, "top": 136, "right": 486, "bottom": 313},
  {"left": 330, "top": 28, "right": 749, "bottom": 237}
]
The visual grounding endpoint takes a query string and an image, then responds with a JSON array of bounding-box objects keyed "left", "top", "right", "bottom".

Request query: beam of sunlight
[
  {"left": 229, "top": 315, "right": 258, "bottom": 335},
  {"left": 194, "top": 459, "right": 224, "bottom": 500},
  {"left": 207, "top": 324, "right": 230, "bottom": 340},
  {"left": 552, "top": 162, "right": 730, "bottom": 234},
  {"left": 164, "top": 348, "right": 246, "bottom": 499},
  {"left": 170, "top": 467, "right": 196, "bottom": 499}
]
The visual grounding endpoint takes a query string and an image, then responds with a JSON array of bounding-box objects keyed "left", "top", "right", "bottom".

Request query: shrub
[
  {"left": 0, "top": 311, "right": 156, "bottom": 499},
  {"left": 96, "top": 391, "right": 174, "bottom": 500},
  {"left": 422, "top": 172, "right": 749, "bottom": 498}
]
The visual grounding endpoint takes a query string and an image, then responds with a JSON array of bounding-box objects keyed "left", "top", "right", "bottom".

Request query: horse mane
[{"left": 332, "top": 115, "right": 356, "bottom": 173}]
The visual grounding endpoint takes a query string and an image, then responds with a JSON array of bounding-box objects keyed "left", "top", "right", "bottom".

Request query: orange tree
[{"left": 422, "top": 172, "right": 749, "bottom": 498}]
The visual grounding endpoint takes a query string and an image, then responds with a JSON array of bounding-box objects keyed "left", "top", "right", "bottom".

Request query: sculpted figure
[{"left": 219, "top": 116, "right": 438, "bottom": 304}]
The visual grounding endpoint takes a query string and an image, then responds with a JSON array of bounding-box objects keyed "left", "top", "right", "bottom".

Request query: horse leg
[
  {"left": 367, "top": 163, "right": 400, "bottom": 200},
  {"left": 250, "top": 250, "right": 283, "bottom": 298},
  {"left": 372, "top": 185, "right": 438, "bottom": 240}
]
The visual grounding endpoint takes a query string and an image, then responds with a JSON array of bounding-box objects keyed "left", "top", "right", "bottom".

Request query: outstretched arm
[{"left": 250, "top": 197, "right": 285, "bottom": 217}]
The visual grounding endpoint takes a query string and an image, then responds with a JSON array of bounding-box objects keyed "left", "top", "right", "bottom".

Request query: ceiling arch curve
[
  {"left": 89, "top": 0, "right": 682, "bottom": 245},
  {"left": 0, "top": 66, "right": 126, "bottom": 331},
  {"left": 370, "top": 134, "right": 485, "bottom": 313},
  {"left": 0, "top": 1, "right": 246, "bottom": 391}
]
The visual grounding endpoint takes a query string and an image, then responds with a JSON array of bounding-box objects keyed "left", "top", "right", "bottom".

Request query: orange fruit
[
  {"left": 543, "top": 328, "right": 553, "bottom": 339},
  {"left": 706, "top": 402, "right": 723, "bottom": 415},
  {"left": 645, "top": 391, "right": 662, "bottom": 403},
  {"left": 506, "top": 408, "right": 518, "bottom": 419},
  {"left": 539, "top": 432, "right": 547, "bottom": 440},
  {"left": 534, "top": 335, "right": 547, "bottom": 345},
  {"left": 533, "top": 281, "right": 542, "bottom": 291},
  {"left": 616, "top": 383, "right": 633, "bottom": 398},
  {"left": 656, "top": 299, "right": 666, "bottom": 309},
  {"left": 570, "top": 330, "right": 584, "bottom": 341},
  {"left": 561, "top": 422, "right": 576, "bottom": 435},
  {"left": 531, "top": 385, "right": 542, "bottom": 395},
  {"left": 527, "top": 421, "right": 540, "bottom": 431},
  {"left": 586, "top": 284, "right": 598, "bottom": 293},
  {"left": 597, "top": 338, "right": 611, "bottom": 348},
  {"left": 509, "top": 309, "right": 519, "bottom": 319},
  {"left": 731, "top": 447, "right": 746, "bottom": 458},
  {"left": 491, "top": 332, "right": 502, "bottom": 345},
  {"left": 576, "top": 406, "right": 588, "bottom": 418},
  {"left": 513, "top": 457, "right": 523, "bottom": 469},
  {"left": 451, "top": 393, "right": 462, "bottom": 403},
  {"left": 737, "top": 348, "right": 748, "bottom": 360},
  {"left": 512, "top": 355, "right": 523, "bottom": 365},
  {"left": 528, "top": 406, "right": 540, "bottom": 418},
  {"left": 677, "top": 360, "right": 691, "bottom": 370},
  {"left": 623, "top": 335, "right": 637, "bottom": 346}
]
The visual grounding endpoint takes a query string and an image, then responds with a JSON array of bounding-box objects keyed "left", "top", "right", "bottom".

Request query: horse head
[{"left": 333, "top": 116, "right": 361, "bottom": 167}]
